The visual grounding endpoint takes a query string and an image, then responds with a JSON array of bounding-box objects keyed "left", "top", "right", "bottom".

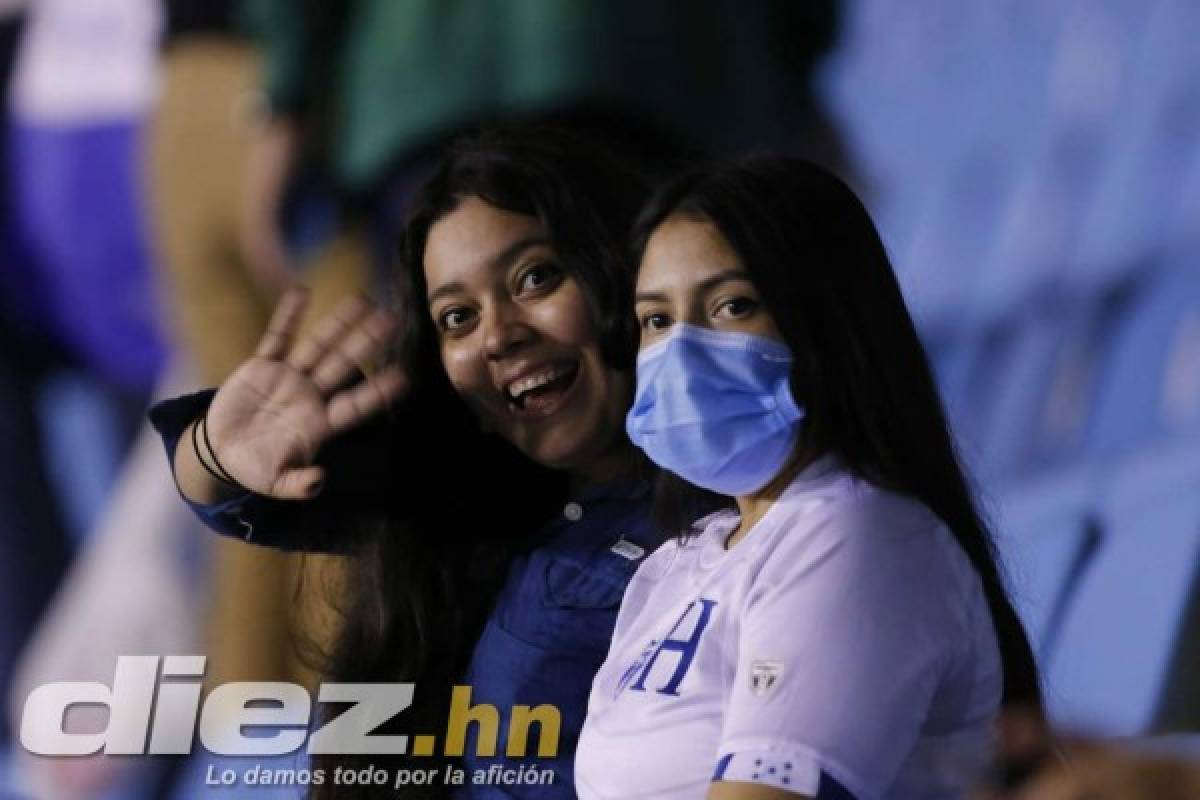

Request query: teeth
[{"left": 507, "top": 363, "right": 574, "bottom": 400}]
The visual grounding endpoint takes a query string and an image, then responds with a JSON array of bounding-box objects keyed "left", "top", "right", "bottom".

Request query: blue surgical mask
[{"left": 625, "top": 324, "right": 806, "bottom": 496}]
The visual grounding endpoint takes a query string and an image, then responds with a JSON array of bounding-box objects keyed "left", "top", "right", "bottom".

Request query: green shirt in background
[{"left": 242, "top": 0, "right": 838, "bottom": 191}]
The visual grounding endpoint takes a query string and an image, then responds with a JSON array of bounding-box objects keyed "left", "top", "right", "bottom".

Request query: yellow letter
[
  {"left": 443, "top": 686, "right": 498, "bottom": 757},
  {"left": 506, "top": 704, "right": 560, "bottom": 757}
]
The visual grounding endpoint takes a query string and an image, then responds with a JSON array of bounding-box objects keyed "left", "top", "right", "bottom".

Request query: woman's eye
[
  {"left": 516, "top": 262, "right": 562, "bottom": 293},
  {"left": 716, "top": 297, "right": 758, "bottom": 319},
  {"left": 438, "top": 307, "right": 475, "bottom": 331},
  {"left": 640, "top": 312, "right": 671, "bottom": 331}
]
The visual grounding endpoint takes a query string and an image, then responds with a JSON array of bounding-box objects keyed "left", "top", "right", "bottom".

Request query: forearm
[{"left": 708, "top": 782, "right": 808, "bottom": 800}]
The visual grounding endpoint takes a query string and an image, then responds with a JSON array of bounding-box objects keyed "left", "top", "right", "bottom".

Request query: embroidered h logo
[{"left": 629, "top": 599, "right": 717, "bottom": 696}]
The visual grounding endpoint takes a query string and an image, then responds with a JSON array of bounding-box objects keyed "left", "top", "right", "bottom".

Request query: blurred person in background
[
  {"left": 2, "top": 0, "right": 165, "bottom": 397},
  {"left": 974, "top": 709, "right": 1200, "bottom": 800},
  {"left": 148, "top": 0, "right": 369, "bottom": 717},
  {"left": 7, "top": 1, "right": 372, "bottom": 797},
  {"left": 147, "top": 2, "right": 376, "bottom": 796},
  {"left": 0, "top": 0, "right": 162, "bottom": 766},
  {"left": 236, "top": 0, "right": 846, "bottom": 284},
  {"left": 0, "top": 0, "right": 72, "bottom": 766},
  {"left": 1008, "top": 751, "right": 1200, "bottom": 800},
  {"left": 1, "top": 1, "right": 192, "bottom": 796}
]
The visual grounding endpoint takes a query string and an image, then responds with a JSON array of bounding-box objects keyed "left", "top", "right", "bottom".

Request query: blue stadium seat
[
  {"left": 1169, "top": 147, "right": 1200, "bottom": 254},
  {"left": 958, "top": 317, "right": 1062, "bottom": 480},
  {"left": 1085, "top": 264, "right": 1200, "bottom": 458},
  {"left": 1069, "top": 0, "right": 1200, "bottom": 288},
  {"left": 899, "top": 149, "right": 1017, "bottom": 331},
  {"left": 956, "top": 295, "right": 1126, "bottom": 482},
  {"left": 967, "top": 1, "right": 1168, "bottom": 323},
  {"left": 990, "top": 466, "right": 1099, "bottom": 662},
  {"left": 1040, "top": 438, "right": 1200, "bottom": 735}
]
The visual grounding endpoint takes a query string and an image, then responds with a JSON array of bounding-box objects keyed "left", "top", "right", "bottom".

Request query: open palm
[{"left": 203, "top": 288, "right": 409, "bottom": 499}]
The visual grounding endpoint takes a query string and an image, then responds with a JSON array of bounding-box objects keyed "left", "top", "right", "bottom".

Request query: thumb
[{"left": 271, "top": 465, "right": 326, "bottom": 500}]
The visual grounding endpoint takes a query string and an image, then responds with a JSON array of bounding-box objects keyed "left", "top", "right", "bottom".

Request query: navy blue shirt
[
  {"left": 458, "top": 481, "right": 659, "bottom": 797},
  {"left": 149, "top": 391, "right": 659, "bottom": 798}
]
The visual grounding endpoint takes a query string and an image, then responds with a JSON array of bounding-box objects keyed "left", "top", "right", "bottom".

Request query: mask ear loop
[{"left": 772, "top": 360, "right": 806, "bottom": 424}]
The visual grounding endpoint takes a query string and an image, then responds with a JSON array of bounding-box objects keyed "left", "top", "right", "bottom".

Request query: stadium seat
[
  {"left": 1040, "top": 439, "right": 1200, "bottom": 735},
  {"left": 1170, "top": 147, "right": 1200, "bottom": 254},
  {"left": 957, "top": 296, "right": 1126, "bottom": 482},
  {"left": 990, "top": 465, "right": 1098, "bottom": 663},
  {"left": 959, "top": 318, "right": 1060, "bottom": 480},
  {"left": 1069, "top": 0, "right": 1200, "bottom": 287},
  {"left": 1085, "top": 263, "right": 1200, "bottom": 458}
]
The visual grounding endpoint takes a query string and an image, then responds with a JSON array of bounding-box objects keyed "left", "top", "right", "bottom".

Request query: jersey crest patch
[{"left": 749, "top": 659, "right": 783, "bottom": 696}]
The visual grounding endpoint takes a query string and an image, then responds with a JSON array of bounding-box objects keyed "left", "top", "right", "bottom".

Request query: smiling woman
[
  {"left": 149, "top": 127, "right": 673, "bottom": 800},
  {"left": 419, "top": 196, "right": 633, "bottom": 479}
]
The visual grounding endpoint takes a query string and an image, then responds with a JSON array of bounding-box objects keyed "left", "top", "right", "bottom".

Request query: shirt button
[{"left": 563, "top": 502, "right": 584, "bottom": 521}]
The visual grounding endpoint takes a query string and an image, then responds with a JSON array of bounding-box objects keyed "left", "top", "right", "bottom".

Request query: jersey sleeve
[{"left": 712, "top": 495, "right": 970, "bottom": 799}]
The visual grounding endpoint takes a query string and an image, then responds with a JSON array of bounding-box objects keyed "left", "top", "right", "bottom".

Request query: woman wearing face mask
[
  {"left": 151, "top": 129, "right": 683, "bottom": 798},
  {"left": 574, "top": 156, "right": 1041, "bottom": 800}
]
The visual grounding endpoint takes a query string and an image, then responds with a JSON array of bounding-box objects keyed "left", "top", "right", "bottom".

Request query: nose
[
  {"left": 482, "top": 298, "right": 533, "bottom": 360},
  {"left": 682, "top": 301, "right": 711, "bottom": 330}
]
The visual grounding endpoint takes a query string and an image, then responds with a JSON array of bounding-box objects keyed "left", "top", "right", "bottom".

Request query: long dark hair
[
  {"left": 630, "top": 155, "right": 1042, "bottom": 710},
  {"left": 308, "top": 127, "right": 648, "bottom": 799}
]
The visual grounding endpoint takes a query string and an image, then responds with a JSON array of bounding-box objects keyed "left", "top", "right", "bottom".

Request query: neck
[
  {"left": 727, "top": 453, "right": 814, "bottom": 549},
  {"left": 568, "top": 441, "right": 641, "bottom": 493},
  {"left": 729, "top": 489, "right": 782, "bottom": 550}
]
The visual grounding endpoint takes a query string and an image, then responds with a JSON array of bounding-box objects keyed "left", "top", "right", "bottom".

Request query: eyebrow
[
  {"left": 426, "top": 235, "right": 552, "bottom": 305},
  {"left": 634, "top": 268, "right": 752, "bottom": 304}
]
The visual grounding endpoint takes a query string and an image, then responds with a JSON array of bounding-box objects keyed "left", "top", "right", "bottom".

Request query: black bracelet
[
  {"left": 191, "top": 411, "right": 245, "bottom": 490},
  {"left": 200, "top": 410, "right": 244, "bottom": 488},
  {"left": 190, "top": 412, "right": 229, "bottom": 486}
]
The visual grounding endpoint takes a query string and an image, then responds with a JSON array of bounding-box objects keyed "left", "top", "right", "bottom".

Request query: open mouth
[{"left": 505, "top": 361, "right": 581, "bottom": 417}]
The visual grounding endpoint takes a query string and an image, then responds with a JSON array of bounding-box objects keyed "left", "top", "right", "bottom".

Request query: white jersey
[{"left": 575, "top": 457, "right": 1002, "bottom": 800}]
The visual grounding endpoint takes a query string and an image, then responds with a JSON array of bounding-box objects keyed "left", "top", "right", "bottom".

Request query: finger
[
  {"left": 288, "top": 293, "right": 374, "bottom": 374},
  {"left": 255, "top": 286, "right": 311, "bottom": 359},
  {"left": 310, "top": 308, "right": 399, "bottom": 394},
  {"left": 327, "top": 366, "right": 409, "bottom": 434},
  {"left": 269, "top": 465, "right": 326, "bottom": 500}
]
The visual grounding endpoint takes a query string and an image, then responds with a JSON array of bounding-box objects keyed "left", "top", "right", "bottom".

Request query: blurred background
[{"left": 0, "top": 0, "right": 1196, "bottom": 797}]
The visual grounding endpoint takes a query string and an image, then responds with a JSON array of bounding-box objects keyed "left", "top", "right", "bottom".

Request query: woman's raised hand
[{"left": 193, "top": 287, "right": 409, "bottom": 501}]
